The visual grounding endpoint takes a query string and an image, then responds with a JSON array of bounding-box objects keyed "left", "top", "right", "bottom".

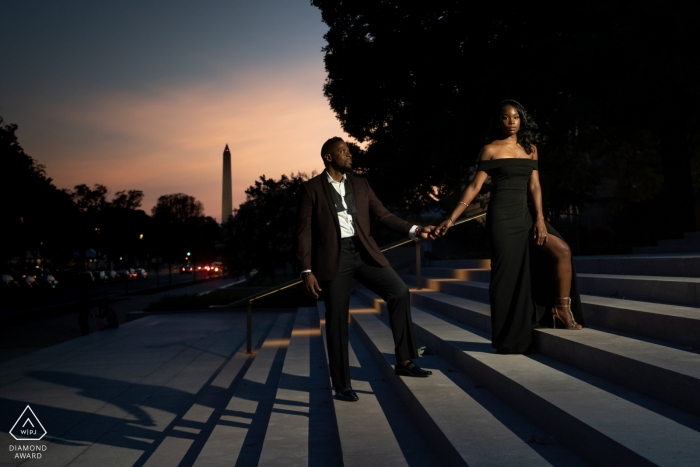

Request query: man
[{"left": 297, "top": 137, "right": 435, "bottom": 402}]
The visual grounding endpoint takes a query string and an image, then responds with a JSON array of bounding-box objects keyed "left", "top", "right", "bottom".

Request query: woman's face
[{"left": 500, "top": 105, "right": 520, "bottom": 136}]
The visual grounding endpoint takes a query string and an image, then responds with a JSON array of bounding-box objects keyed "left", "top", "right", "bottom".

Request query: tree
[
  {"left": 0, "top": 117, "right": 77, "bottom": 268},
  {"left": 111, "top": 190, "right": 144, "bottom": 210},
  {"left": 70, "top": 184, "right": 108, "bottom": 213},
  {"left": 151, "top": 193, "right": 218, "bottom": 265},
  {"left": 151, "top": 193, "right": 204, "bottom": 223},
  {"left": 312, "top": 0, "right": 700, "bottom": 250},
  {"left": 222, "top": 173, "right": 311, "bottom": 281}
]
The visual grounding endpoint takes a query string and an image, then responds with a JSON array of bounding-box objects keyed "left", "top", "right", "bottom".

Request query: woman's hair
[{"left": 488, "top": 99, "right": 540, "bottom": 154}]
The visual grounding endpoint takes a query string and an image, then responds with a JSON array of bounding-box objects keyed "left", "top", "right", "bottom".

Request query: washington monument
[{"left": 222, "top": 144, "right": 232, "bottom": 223}]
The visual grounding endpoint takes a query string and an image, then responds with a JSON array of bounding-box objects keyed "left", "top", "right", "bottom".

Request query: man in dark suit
[{"left": 297, "top": 136, "right": 435, "bottom": 402}]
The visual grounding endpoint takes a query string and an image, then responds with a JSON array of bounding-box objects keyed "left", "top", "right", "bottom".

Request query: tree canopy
[
  {"left": 222, "top": 173, "right": 311, "bottom": 279},
  {"left": 313, "top": 0, "right": 700, "bottom": 249},
  {"left": 1, "top": 116, "right": 221, "bottom": 272}
]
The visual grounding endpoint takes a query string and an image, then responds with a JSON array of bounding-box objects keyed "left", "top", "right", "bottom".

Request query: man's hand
[
  {"left": 303, "top": 273, "right": 322, "bottom": 299},
  {"left": 419, "top": 225, "right": 437, "bottom": 240}
]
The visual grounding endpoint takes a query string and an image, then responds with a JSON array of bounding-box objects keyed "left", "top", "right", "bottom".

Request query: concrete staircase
[
  {"left": 60, "top": 254, "right": 696, "bottom": 465},
  {"left": 633, "top": 231, "right": 700, "bottom": 254},
  {"left": 180, "top": 254, "right": 700, "bottom": 466}
]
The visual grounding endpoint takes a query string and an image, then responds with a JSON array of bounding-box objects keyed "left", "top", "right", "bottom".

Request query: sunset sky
[{"left": 0, "top": 1, "right": 351, "bottom": 221}]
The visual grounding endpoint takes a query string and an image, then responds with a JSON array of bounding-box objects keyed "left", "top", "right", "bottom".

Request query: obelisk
[{"left": 222, "top": 144, "right": 233, "bottom": 223}]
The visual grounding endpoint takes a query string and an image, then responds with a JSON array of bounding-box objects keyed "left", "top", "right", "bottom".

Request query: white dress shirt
[
  {"left": 326, "top": 171, "right": 356, "bottom": 238},
  {"left": 300, "top": 171, "right": 420, "bottom": 276}
]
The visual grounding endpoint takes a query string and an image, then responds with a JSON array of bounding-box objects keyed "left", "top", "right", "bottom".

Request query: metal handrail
[{"left": 215, "top": 209, "right": 486, "bottom": 353}]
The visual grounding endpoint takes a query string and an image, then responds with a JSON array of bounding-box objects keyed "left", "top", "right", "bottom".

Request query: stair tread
[
  {"left": 349, "top": 298, "right": 566, "bottom": 467},
  {"left": 194, "top": 313, "right": 294, "bottom": 466},
  {"left": 366, "top": 287, "right": 700, "bottom": 380},
  {"left": 414, "top": 274, "right": 700, "bottom": 320},
  {"left": 315, "top": 302, "right": 430, "bottom": 467},
  {"left": 405, "top": 303, "right": 700, "bottom": 466},
  {"left": 582, "top": 294, "right": 700, "bottom": 319},
  {"left": 577, "top": 273, "right": 700, "bottom": 283},
  {"left": 258, "top": 308, "right": 341, "bottom": 467}
]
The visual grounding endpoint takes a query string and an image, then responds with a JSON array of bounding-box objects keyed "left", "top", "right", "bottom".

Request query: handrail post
[
  {"left": 415, "top": 239, "right": 422, "bottom": 290},
  {"left": 246, "top": 300, "right": 252, "bottom": 354}
]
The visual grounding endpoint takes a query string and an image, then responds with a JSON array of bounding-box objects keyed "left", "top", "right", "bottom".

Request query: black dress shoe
[
  {"left": 335, "top": 387, "right": 359, "bottom": 402},
  {"left": 395, "top": 360, "right": 432, "bottom": 377}
]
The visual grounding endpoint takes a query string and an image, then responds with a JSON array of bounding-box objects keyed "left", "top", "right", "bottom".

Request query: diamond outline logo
[{"left": 9, "top": 405, "right": 47, "bottom": 441}]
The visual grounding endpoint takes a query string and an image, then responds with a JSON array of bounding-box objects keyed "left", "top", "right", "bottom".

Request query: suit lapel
[
  {"left": 320, "top": 174, "right": 341, "bottom": 234},
  {"left": 346, "top": 175, "right": 364, "bottom": 235}
]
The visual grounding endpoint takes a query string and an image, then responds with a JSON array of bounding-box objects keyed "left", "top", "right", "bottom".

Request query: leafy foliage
[
  {"left": 222, "top": 173, "right": 312, "bottom": 278},
  {"left": 313, "top": 0, "right": 700, "bottom": 249},
  {"left": 1, "top": 116, "right": 221, "bottom": 270},
  {"left": 0, "top": 117, "right": 76, "bottom": 263}
]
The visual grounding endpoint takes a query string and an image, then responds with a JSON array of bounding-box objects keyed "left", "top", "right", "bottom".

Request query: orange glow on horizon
[{"left": 26, "top": 62, "right": 354, "bottom": 222}]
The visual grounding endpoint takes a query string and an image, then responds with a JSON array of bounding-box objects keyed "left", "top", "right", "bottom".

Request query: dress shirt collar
[{"left": 325, "top": 170, "right": 346, "bottom": 184}]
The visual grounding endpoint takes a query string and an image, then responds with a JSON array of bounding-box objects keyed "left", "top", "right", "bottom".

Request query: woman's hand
[
  {"left": 433, "top": 219, "right": 453, "bottom": 239},
  {"left": 533, "top": 218, "right": 548, "bottom": 246}
]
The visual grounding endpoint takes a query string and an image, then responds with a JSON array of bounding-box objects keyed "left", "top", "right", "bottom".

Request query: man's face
[{"left": 325, "top": 141, "right": 352, "bottom": 173}]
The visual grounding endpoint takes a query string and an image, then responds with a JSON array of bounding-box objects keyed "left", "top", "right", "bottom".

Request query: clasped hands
[{"left": 430, "top": 218, "right": 454, "bottom": 239}]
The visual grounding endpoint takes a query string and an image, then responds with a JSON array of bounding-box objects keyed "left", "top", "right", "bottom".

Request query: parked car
[
  {"left": 77, "top": 271, "right": 95, "bottom": 286},
  {"left": 22, "top": 275, "right": 38, "bottom": 289},
  {"left": 37, "top": 274, "right": 58, "bottom": 289},
  {"left": 135, "top": 268, "right": 148, "bottom": 279},
  {"left": 210, "top": 262, "right": 223, "bottom": 276},
  {"left": 106, "top": 270, "right": 119, "bottom": 281},
  {"left": 1, "top": 274, "right": 20, "bottom": 291},
  {"left": 93, "top": 270, "right": 109, "bottom": 282},
  {"left": 115, "top": 269, "right": 132, "bottom": 281}
]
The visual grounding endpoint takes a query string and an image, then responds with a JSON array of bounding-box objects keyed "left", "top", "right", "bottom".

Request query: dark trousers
[{"left": 321, "top": 237, "right": 418, "bottom": 390}]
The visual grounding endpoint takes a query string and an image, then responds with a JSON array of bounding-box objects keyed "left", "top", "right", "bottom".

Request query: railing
[{"left": 212, "top": 210, "right": 486, "bottom": 353}]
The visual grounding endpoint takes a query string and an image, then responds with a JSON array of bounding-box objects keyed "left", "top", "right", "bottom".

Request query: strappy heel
[{"left": 551, "top": 297, "right": 582, "bottom": 330}]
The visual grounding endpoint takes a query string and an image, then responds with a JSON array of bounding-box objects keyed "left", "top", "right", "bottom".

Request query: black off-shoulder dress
[{"left": 479, "top": 158, "right": 585, "bottom": 353}]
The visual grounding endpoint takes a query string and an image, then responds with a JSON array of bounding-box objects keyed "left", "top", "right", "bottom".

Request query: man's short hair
[{"left": 321, "top": 137, "right": 344, "bottom": 160}]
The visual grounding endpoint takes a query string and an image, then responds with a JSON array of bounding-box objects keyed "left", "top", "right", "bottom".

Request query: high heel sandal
[{"left": 551, "top": 297, "right": 582, "bottom": 330}]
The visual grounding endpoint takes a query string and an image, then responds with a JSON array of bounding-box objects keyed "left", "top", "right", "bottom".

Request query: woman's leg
[
  {"left": 533, "top": 234, "right": 572, "bottom": 299},
  {"left": 533, "top": 234, "right": 582, "bottom": 329}
]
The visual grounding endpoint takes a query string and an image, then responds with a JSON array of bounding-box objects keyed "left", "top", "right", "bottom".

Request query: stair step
[
  {"left": 574, "top": 254, "right": 700, "bottom": 278},
  {"left": 258, "top": 307, "right": 342, "bottom": 466},
  {"left": 349, "top": 297, "right": 580, "bottom": 467},
  {"left": 412, "top": 273, "right": 700, "bottom": 307},
  {"left": 408, "top": 278, "right": 700, "bottom": 349},
  {"left": 427, "top": 259, "right": 491, "bottom": 269},
  {"left": 315, "top": 302, "right": 439, "bottom": 466},
  {"left": 633, "top": 244, "right": 700, "bottom": 254},
  {"left": 360, "top": 286, "right": 700, "bottom": 417},
  {"left": 534, "top": 328, "right": 700, "bottom": 418},
  {"left": 356, "top": 290, "right": 700, "bottom": 466},
  {"left": 581, "top": 295, "right": 700, "bottom": 349},
  {"left": 421, "top": 267, "right": 491, "bottom": 282},
  {"left": 410, "top": 290, "right": 492, "bottom": 333},
  {"left": 659, "top": 238, "right": 700, "bottom": 248},
  {"left": 577, "top": 273, "right": 700, "bottom": 307},
  {"left": 193, "top": 313, "right": 294, "bottom": 466}
]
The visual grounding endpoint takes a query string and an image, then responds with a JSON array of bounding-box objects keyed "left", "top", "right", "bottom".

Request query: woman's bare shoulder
[
  {"left": 478, "top": 143, "right": 499, "bottom": 161},
  {"left": 530, "top": 144, "right": 539, "bottom": 160}
]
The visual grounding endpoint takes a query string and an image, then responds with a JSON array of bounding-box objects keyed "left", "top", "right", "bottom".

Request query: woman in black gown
[{"left": 435, "top": 100, "right": 584, "bottom": 354}]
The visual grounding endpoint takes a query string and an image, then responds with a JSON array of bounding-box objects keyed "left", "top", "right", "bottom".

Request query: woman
[{"left": 435, "top": 100, "right": 584, "bottom": 354}]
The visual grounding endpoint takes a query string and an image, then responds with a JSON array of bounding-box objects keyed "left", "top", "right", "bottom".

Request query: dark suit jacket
[{"left": 296, "top": 172, "right": 413, "bottom": 281}]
